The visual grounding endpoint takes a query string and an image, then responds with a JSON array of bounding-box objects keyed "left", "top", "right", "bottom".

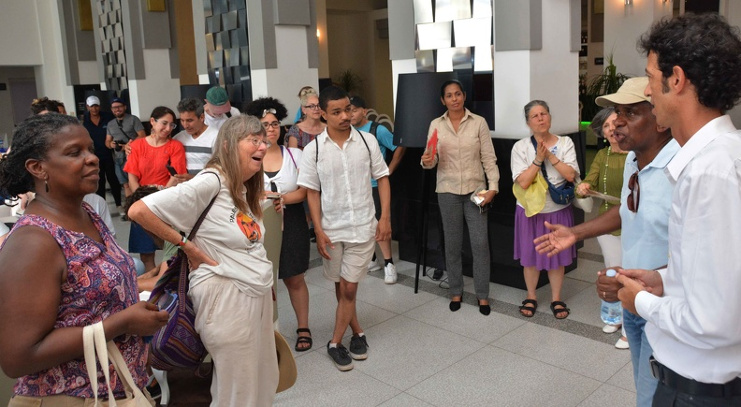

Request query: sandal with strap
[
  {"left": 519, "top": 299, "right": 538, "bottom": 317},
  {"left": 550, "top": 301, "right": 570, "bottom": 319},
  {"left": 295, "top": 328, "right": 313, "bottom": 352}
]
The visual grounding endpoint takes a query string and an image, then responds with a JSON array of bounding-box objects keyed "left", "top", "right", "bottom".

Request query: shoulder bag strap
[
  {"left": 284, "top": 146, "right": 298, "bottom": 169},
  {"left": 369, "top": 121, "right": 379, "bottom": 137},
  {"left": 186, "top": 172, "right": 221, "bottom": 241},
  {"left": 532, "top": 136, "right": 555, "bottom": 188}
]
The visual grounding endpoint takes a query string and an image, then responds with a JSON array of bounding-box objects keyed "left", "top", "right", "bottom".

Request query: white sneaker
[
  {"left": 368, "top": 260, "right": 381, "bottom": 272},
  {"left": 383, "top": 263, "right": 397, "bottom": 284},
  {"left": 615, "top": 337, "right": 629, "bottom": 349},
  {"left": 603, "top": 324, "right": 621, "bottom": 334},
  {"left": 115, "top": 205, "right": 124, "bottom": 215}
]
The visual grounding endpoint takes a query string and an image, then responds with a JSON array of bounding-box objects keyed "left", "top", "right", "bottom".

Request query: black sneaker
[
  {"left": 349, "top": 334, "right": 368, "bottom": 360},
  {"left": 327, "top": 342, "right": 353, "bottom": 371},
  {"left": 432, "top": 268, "right": 444, "bottom": 281}
]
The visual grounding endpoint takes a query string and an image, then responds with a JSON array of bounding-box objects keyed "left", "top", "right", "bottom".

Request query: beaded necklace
[{"left": 602, "top": 147, "right": 611, "bottom": 212}]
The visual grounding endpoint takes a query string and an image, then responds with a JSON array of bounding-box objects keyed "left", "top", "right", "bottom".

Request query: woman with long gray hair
[{"left": 130, "top": 115, "right": 278, "bottom": 406}]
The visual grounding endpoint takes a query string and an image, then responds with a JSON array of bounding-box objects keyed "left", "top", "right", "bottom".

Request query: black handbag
[{"left": 530, "top": 136, "right": 575, "bottom": 205}]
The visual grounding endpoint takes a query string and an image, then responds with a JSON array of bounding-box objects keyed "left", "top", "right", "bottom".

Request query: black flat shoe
[
  {"left": 479, "top": 303, "right": 491, "bottom": 316},
  {"left": 449, "top": 295, "right": 462, "bottom": 312}
]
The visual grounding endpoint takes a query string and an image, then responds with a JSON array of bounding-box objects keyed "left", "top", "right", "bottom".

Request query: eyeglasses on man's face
[
  {"left": 261, "top": 121, "right": 280, "bottom": 129},
  {"left": 627, "top": 171, "right": 640, "bottom": 213},
  {"left": 156, "top": 120, "right": 177, "bottom": 130},
  {"left": 246, "top": 136, "right": 271, "bottom": 148},
  {"left": 303, "top": 104, "right": 320, "bottom": 110}
]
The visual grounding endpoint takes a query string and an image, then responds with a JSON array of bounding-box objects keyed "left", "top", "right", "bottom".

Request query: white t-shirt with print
[{"left": 142, "top": 169, "right": 272, "bottom": 296}]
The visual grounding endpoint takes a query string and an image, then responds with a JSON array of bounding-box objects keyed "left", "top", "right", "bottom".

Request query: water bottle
[{"left": 600, "top": 268, "right": 623, "bottom": 325}]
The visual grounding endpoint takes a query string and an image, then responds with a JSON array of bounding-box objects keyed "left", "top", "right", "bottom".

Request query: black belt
[{"left": 649, "top": 356, "right": 741, "bottom": 398}]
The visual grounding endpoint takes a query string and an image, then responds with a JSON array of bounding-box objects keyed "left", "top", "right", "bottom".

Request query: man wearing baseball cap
[
  {"left": 105, "top": 97, "right": 145, "bottom": 208},
  {"left": 81, "top": 95, "right": 121, "bottom": 212},
  {"left": 204, "top": 86, "right": 240, "bottom": 130},
  {"left": 534, "top": 77, "right": 679, "bottom": 406}
]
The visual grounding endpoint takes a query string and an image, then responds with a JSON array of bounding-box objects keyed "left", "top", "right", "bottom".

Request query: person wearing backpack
[{"left": 349, "top": 96, "right": 405, "bottom": 284}]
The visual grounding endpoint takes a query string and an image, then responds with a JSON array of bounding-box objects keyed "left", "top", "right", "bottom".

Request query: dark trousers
[
  {"left": 653, "top": 380, "right": 741, "bottom": 406},
  {"left": 97, "top": 159, "right": 121, "bottom": 206}
]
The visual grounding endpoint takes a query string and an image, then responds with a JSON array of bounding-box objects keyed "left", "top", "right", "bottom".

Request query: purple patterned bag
[{"left": 147, "top": 174, "right": 218, "bottom": 370}]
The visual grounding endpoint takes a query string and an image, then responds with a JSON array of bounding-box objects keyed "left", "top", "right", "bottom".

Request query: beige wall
[
  {"left": 0, "top": 67, "right": 37, "bottom": 138},
  {"left": 326, "top": 9, "right": 394, "bottom": 119}
]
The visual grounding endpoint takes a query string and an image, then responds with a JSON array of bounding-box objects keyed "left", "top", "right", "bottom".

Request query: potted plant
[
  {"left": 581, "top": 54, "right": 630, "bottom": 121},
  {"left": 335, "top": 69, "right": 363, "bottom": 96}
]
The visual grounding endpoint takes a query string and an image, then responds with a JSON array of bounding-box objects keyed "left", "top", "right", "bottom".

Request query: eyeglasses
[
  {"left": 246, "top": 136, "right": 271, "bottom": 148},
  {"left": 261, "top": 108, "right": 277, "bottom": 118},
  {"left": 157, "top": 120, "right": 177, "bottom": 130},
  {"left": 303, "top": 104, "right": 320, "bottom": 110},
  {"left": 627, "top": 171, "right": 640, "bottom": 213},
  {"left": 261, "top": 121, "right": 280, "bottom": 129}
]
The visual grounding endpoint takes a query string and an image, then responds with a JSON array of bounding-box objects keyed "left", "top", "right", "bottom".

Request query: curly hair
[
  {"left": 639, "top": 13, "right": 741, "bottom": 113},
  {"left": 589, "top": 107, "right": 615, "bottom": 138},
  {"left": 318, "top": 86, "right": 348, "bottom": 111},
  {"left": 242, "top": 97, "right": 288, "bottom": 121},
  {"left": 0, "top": 113, "right": 80, "bottom": 198}
]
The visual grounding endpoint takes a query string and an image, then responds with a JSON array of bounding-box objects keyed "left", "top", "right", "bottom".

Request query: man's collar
[{"left": 665, "top": 115, "right": 736, "bottom": 182}]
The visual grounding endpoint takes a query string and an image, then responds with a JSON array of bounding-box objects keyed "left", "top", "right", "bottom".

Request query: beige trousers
[{"left": 190, "top": 275, "right": 278, "bottom": 407}]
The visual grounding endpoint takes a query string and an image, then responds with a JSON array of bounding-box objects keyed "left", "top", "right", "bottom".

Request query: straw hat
[{"left": 274, "top": 330, "right": 297, "bottom": 393}]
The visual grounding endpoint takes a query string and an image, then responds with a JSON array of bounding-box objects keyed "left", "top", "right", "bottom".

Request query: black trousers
[
  {"left": 97, "top": 159, "right": 121, "bottom": 206},
  {"left": 653, "top": 381, "right": 741, "bottom": 407}
]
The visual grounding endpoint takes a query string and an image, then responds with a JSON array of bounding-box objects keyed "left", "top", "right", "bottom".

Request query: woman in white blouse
[
  {"left": 129, "top": 115, "right": 278, "bottom": 406},
  {"left": 421, "top": 80, "right": 500, "bottom": 316},
  {"left": 511, "top": 100, "right": 578, "bottom": 320},
  {"left": 244, "top": 97, "right": 312, "bottom": 352}
]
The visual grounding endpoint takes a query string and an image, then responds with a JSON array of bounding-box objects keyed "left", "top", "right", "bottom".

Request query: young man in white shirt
[
  {"left": 617, "top": 13, "right": 741, "bottom": 406},
  {"left": 298, "top": 86, "right": 391, "bottom": 371},
  {"left": 173, "top": 98, "right": 219, "bottom": 177}
]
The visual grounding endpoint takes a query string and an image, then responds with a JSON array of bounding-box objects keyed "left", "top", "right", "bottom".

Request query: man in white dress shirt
[
  {"left": 618, "top": 13, "right": 741, "bottom": 406},
  {"left": 298, "top": 86, "right": 391, "bottom": 372}
]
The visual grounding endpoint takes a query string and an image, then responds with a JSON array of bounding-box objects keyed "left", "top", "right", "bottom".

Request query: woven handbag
[{"left": 147, "top": 174, "right": 219, "bottom": 370}]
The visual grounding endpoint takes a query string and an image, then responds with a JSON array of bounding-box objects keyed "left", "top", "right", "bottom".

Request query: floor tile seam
[
  {"left": 370, "top": 389, "right": 407, "bottom": 407},
  {"left": 384, "top": 392, "right": 432, "bottom": 407},
  {"left": 360, "top": 342, "right": 489, "bottom": 394},
  {"left": 485, "top": 341, "right": 612, "bottom": 388},
  {"left": 398, "top": 301, "right": 516, "bottom": 346},
  {"left": 372, "top": 270, "right": 619, "bottom": 346}
]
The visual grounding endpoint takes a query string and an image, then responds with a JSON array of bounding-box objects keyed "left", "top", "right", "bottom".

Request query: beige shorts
[{"left": 322, "top": 238, "right": 375, "bottom": 283}]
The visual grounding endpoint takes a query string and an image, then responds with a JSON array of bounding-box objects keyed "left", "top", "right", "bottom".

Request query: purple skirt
[{"left": 514, "top": 205, "right": 576, "bottom": 270}]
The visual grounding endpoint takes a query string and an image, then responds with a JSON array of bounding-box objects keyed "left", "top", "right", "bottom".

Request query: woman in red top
[{"left": 124, "top": 106, "right": 186, "bottom": 271}]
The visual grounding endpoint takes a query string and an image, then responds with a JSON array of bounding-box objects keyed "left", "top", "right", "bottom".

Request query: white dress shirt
[
  {"left": 297, "top": 129, "right": 389, "bottom": 243},
  {"left": 635, "top": 115, "right": 741, "bottom": 383}
]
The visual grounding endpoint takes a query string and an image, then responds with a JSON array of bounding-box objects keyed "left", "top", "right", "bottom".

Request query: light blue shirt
[
  {"left": 618, "top": 139, "right": 679, "bottom": 269},
  {"left": 355, "top": 122, "right": 395, "bottom": 188}
]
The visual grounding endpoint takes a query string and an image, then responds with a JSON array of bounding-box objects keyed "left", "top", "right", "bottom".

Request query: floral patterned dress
[{"left": 6, "top": 203, "right": 148, "bottom": 398}]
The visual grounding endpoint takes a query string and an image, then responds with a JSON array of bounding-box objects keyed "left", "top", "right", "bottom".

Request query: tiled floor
[{"left": 110, "top": 198, "right": 636, "bottom": 407}]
